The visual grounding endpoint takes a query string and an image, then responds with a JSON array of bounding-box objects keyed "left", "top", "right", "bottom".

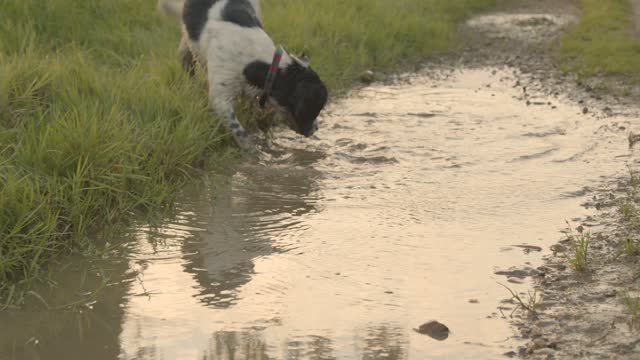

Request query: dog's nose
[{"left": 305, "top": 121, "right": 319, "bottom": 137}]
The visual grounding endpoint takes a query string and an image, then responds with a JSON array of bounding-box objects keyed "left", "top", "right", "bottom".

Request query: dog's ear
[{"left": 243, "top": 61, "right": 270, "bottom": 88}]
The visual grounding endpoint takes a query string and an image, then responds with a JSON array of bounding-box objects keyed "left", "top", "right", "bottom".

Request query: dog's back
[
  {"left": 183, "top": 0, "right": 262, "bottom": 42},
  {"left": 158, "top": 0, "right": 262, "bottom": 25}
]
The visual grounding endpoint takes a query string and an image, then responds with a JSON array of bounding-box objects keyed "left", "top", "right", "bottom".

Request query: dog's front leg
[
  {"left": 207, "top": 78, "right": 253, "bottom": 151},
  {"left": 178, "top": 33, "right": 197, "bottom": 77},
  {"left": 224, "top": 109, "right": 253, "bottom": 151},
  {"left": 214, "top": 103, "right": 253, "bottom": 151}
]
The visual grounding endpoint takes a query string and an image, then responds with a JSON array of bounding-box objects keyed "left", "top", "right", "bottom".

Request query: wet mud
[{"left": 459, "top": 1, "right": 640, "bottom": 359}]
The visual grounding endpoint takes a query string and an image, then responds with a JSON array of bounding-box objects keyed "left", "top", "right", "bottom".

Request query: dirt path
[{"left": 448, "top": 1, "right": 640, "bottom": 359}]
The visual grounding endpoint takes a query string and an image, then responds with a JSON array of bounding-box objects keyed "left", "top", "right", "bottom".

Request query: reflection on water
[
  {"left": 204, "top": 331, "right": 270, "bottom": 360},
  {"left": 2, "top": 67, "right": 638, "bottom": 360},
  {"left": 204, "top": 332, "right": 342, "bottom": 360},
  {"left": 0, "top": 257, "right": 130, "bottom": 360},
  {"left": 182, "top": 164, "right": 321, "bottom": 309},
  {"left": 200, "top": 325, "right": 406, "bottom": 360}
]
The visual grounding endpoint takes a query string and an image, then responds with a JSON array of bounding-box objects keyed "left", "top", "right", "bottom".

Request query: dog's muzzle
[
  {"left": 276, "top": 109, "right": 317, "bottom": 137},
  {"left": 306, "top": 119, "right": 318, "bottom": 137}
]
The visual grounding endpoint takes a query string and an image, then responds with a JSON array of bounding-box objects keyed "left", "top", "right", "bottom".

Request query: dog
[{"left": 158, "top": 0, "right": 328, "bottom": 150}]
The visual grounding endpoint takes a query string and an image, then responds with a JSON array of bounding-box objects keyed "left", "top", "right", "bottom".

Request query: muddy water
[{"left": 1, "top": 67, "right": 636, "bottom": 359}]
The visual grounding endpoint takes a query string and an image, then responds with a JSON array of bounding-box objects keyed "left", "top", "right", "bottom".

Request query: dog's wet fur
[{"left": 159, "top": 0, "right": 328, "bottom": 150}]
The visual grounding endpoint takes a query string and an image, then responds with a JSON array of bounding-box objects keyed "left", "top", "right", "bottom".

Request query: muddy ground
[{"left": 437, "top": 0, "right": 640, "bottom": 359}]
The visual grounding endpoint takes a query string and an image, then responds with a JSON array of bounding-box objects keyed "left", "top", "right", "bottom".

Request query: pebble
[
  {"left": 531, "top": 327, "right": 543, "bottom": 339},
  {"left": 533, "top": 338, "right": 546, "bottom": 348},
  {"left": 534, "top": 348, "right": 556, "bottom": 359},
  {"left": 359, "top": 70, "right": 375, "bottom": 83}
]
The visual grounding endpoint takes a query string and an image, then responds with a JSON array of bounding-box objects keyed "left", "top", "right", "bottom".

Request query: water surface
[{"left": 2, "top": 67, "right": 635, "bottom": 359}]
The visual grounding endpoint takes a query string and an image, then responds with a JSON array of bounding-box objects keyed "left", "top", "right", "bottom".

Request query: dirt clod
[
  {"left": 532, "top": 338, "right": 546, "bottom": 349},
  {"left": 458, "top": 1, "right": 640, "bottom": 359},
  {"left": 414, "top": 320, "right": 450, "bottom": 341}
]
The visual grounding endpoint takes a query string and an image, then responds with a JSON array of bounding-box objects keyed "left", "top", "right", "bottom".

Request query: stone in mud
[
  {"left": 359, "top": 70, "right": 375, "bottom": 83},
  {"left": 550, "top": 244, "right": 567, "bottom": 253},
  {"left": 531, "top": 327, "right": 543, "bottom": 339},
  {"left": 407, "top": 112, "right": 436, "bottom": 118},
  {"left": 494, "top": 267, "right": 531, "bottom": 279},
  {"left": 414, "top": 320, "right": 450, "bottom": 341},
  {"left": 513, "top": 244, "right": 543, "bottom": 253},
  {"left": 533, "top": 348, "right": 556, "bottom": 359}
]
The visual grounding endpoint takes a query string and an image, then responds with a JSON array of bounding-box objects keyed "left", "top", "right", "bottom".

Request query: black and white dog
[{"left": 158, "top": 0, "right": 328, "bottom": 150}]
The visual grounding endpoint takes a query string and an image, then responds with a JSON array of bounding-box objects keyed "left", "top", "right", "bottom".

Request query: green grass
[
  {"left": 262, "top": 0, "right": 503, "bottom": 92},
  {"left": 623, "top": 293, "right": 640, "bottom": 327},
  {"left": 0, "top": 0, "right": 501, "bottom": 303},
  {"left": 569, "top": 232, "right": 590, "bottom": 271},
  {"left": 617, "top": 167, "right": 640, "bottom": 258},
  {"left": 565, "top": 222, "right": 590, "bottom": 272},
  {"left": 620, "top": 237, "right": 640, "bottom": 257},
  {"left": 559, "top": 0, "right": 640, "bottom": 84},
  {"left": 0, "top": 0, "right": 232, "bottom": 297},
  {"left": 499, "top": 282, "right": 543, "bottom": 317}
]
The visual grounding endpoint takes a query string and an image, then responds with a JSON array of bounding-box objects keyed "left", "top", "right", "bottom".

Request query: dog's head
[
  {"left": 244, "top": 57, "right": 328, "bottom": 137},
  {"left": 280, "top": 60, "right": 328, "bottom": 137}
]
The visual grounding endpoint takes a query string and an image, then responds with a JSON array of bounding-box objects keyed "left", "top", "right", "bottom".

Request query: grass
[
  {"left": 0, "top": 0, "right": 502, "bottom": 304},
  {"left": 616, "top": 166, "right": 640, "bottom": 259},
  {"left": 620, "top": 237, "right": 640, "bottom": 257},
  {"left": 0, "top": 0, "right": 234, "bottom": 300},
  {"left": 262, "top": 0, "right": 504, "bottom": 92},
  {"left": 623, "top": 293, "right": 640, "bottom": 327},
  {"left": 565, "top": 222, "right": 590, "bottom": 272},
  {"left": 559, "top": 0, "right": 640, "bottom": 88},
  {"left": 617, "top": 168, "right": 640, "bottom": 329},
  {"left": 499, "top": 282, "right": 543, "bottom": 317}
]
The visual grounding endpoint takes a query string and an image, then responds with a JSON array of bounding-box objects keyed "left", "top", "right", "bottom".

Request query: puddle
[
  {"left": 1, "top": 67, "right": 637, "bottom": 359},
  {"left": 466, "top": 13, "right": 575, "bottom": 42}
]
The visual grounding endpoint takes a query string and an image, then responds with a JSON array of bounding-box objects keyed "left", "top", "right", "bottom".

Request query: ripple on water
[
  {"left": 511, "top": 147, "right": 559, "bottom": 162},
  {"left": 12, "top": 67, "right": 636, "bottom": 360},
  {"left": 334, "top": 152, "right": 399, "bottom": 165},
  {"left": 522, "top": 127, "right": 568, "bottom": 137}
]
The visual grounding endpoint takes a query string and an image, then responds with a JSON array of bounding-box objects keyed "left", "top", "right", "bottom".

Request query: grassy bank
[
  {"left": 559, "top": 0, "right": 640, "bottom": 91},
  {"left": 0, "top": 0, "right": 500, "bottom": 302},
  {"left": 263, "top": 0, "right": 504, "bottom": 91}
]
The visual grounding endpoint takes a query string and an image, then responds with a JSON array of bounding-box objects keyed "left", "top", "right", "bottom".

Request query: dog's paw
[{"left": 232, "top": 132, "right": 257, "bottom": 153}]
